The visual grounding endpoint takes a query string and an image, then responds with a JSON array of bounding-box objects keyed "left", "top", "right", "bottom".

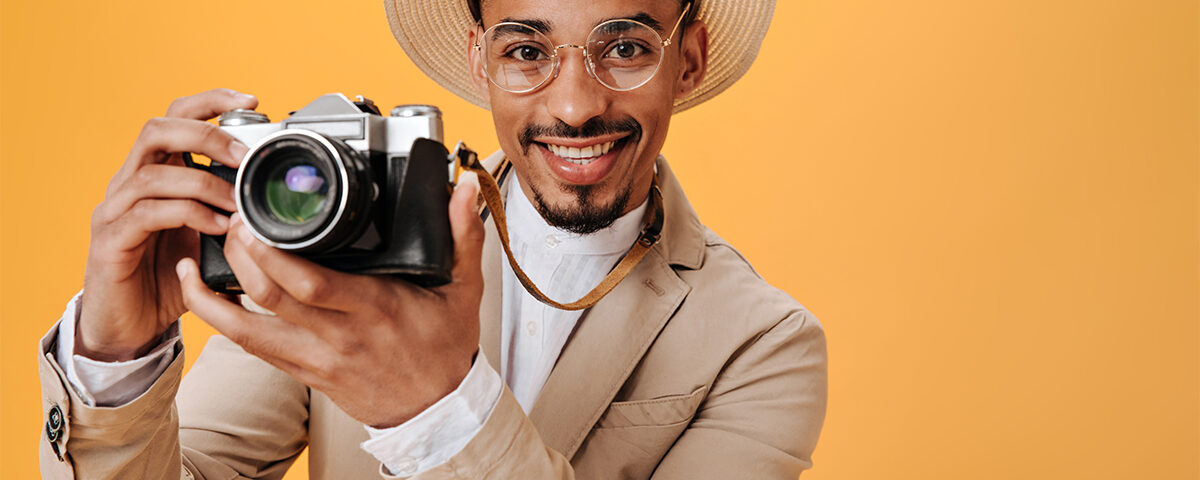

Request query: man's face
[{"left": 468, "top": 0, "right": 706, "bottom": 234}]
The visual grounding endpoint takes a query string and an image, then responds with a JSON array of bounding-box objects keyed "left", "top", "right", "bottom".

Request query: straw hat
[{"left": 382, "top": 0, "right": 777, "bottom": 113}]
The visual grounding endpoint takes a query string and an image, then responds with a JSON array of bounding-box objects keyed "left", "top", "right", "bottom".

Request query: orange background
[{"left": 2, "top": 0, "right": 1197, "bottom": 479}]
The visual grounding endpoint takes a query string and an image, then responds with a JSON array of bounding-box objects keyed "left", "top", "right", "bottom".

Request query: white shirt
[
  {"left": 54, "top": 172, "right": 647, "bottom": 476},
  {"left": 499, "top": 175, "right": 648, "bottom": 410}
]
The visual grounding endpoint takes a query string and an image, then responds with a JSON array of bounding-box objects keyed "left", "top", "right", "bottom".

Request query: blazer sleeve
[
  {"left": 402, "top": 310, "right": 828, "bottom": 480},
  {"left": 401, "top": 385, "right": 575, "bottom": 480},
  {"left": 38, "top": 324, "right": 310, "bottom": 480}
]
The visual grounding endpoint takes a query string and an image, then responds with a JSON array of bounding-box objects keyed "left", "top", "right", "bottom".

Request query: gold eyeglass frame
[{"left": 474, "top": 3, "right": 692, "bottom": 93}]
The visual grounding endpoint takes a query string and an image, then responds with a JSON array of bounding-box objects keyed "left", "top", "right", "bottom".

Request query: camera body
[{"left": 192, "top": 93, "right": 455, "bottom": 294}]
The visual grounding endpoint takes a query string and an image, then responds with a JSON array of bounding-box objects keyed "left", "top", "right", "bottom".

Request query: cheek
[
  {"left": 488, "top": 95, "right": 525, "bottom": 152},
  {"left": 636, "top": 115, "right": 670, "bottom": 165},
  {"left": 656, "top": 54, "right": 692, "bottom": 100},
  {"left": 626, "top": 92, "right": 674, "bottom": 150}
]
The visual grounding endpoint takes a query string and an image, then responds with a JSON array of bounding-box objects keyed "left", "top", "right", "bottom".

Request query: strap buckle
[
  {"left": 638, "top": 182, "right": 665, "bottom": 247},
  {"left": 449, "top": 141, "right": 479, "bottom": 184}
]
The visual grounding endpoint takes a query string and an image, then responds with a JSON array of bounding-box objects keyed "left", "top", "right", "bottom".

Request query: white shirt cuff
[
  {"left": 359, "top": 351, "right": 504, "bottom": 477},
  {"left": 53, "top": 291, "right": 182, "bottom": 407}
]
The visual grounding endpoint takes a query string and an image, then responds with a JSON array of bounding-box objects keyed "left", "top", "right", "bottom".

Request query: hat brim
[{"left": 383, "top": 0, "right": 776, "bottom": 113}]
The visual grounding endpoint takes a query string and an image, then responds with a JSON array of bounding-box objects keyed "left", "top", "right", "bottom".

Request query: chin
[{"left": 529, "top": 179, "right": 632, "bottom": 235}]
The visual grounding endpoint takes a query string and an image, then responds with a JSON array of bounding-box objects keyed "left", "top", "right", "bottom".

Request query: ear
[
  {"left": 466, "top": 26, "right": 492, "bottom": 105},
  {"left": 674, "top": 19, "right": 709, "bottom": 100}
]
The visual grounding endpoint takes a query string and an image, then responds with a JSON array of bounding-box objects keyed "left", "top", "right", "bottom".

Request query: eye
[
  {"left": 506, "top": 44, "right": 549, "bottom": 61},
  {"left": 604, "top": 41, "right": 646, "bottom": 59}
]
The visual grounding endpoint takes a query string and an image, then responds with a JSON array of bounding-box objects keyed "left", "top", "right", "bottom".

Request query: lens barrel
[{"left": 236, "top": 130, "right": 374, "bottom": 253}]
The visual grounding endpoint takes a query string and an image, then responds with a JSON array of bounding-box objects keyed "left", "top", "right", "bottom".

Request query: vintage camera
[{"left": 188, "top": 93, "right": 456, "bottom": 294}]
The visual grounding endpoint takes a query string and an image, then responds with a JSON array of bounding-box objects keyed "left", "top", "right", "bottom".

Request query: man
[{"left": 37, "top": 0, "right": 827, "bottom": 478}]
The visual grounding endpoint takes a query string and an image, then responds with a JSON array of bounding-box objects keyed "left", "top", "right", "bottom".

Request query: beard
[
  {"left": 530, "top": 181, "right": 632, "bottom": 235},
  {"left": 518, "top": 116, "right": 642, "bottom": 235}
]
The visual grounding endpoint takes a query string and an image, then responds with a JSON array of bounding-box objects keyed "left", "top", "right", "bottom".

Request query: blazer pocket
[{"left": 595, "top": 385, "right": 708, "bottom": 429}]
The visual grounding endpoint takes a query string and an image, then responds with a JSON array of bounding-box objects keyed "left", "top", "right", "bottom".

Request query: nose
[{"left": 543, "top": 48, "right": 609, "bottom": 128}]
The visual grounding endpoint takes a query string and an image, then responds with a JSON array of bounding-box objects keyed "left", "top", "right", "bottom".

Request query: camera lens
[
  {"left": 266, "top": 163, "right": 329, "bottom": 225},
  {"left": 236, "top": 130, "right": 374, "bottom": 252}
]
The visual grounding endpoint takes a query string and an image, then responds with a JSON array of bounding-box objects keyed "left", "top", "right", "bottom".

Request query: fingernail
[
  {"left": 213, "top": 213, "right": 229, "bottom": 229},
  {"left": 176, "top": 259, "right": 193, "bottom": 280},
  {"left": 236, "top": 93, "right": 256, "bottom": 102},
  {"left": 456, "top": 172, "right": 479, "bottom": 198},
  {"left": 229, "top": 141, "right": 249, "bottom": 164},
  {"left": 458, "top": 172, "right": 479, "bottom": 189},
  {"left": 463, "top": 181, "right": 480, "bottom": 206}
]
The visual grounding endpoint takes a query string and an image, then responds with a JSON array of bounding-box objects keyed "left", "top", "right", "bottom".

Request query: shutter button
[{"left": 46, "top": 405, "right": 64, "bottom": 461}]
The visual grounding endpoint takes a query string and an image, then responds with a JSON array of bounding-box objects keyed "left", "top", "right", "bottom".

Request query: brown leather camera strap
[{"left": 453, "top": 145, "right": 664, "bottom": 311}]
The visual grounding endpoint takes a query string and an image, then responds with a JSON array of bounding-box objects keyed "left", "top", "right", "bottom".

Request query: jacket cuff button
[{"left": 45, "top": 405, "right": 64, "bottom": 460}]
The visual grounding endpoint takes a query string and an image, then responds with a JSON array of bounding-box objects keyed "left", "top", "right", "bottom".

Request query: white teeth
[{"left": 545, "top": 141, "right": 616, "bottom": 164}]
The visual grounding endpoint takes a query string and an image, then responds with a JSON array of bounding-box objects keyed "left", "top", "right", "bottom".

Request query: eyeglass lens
[{"left": 482, "top": 20, "right": 666, "bottom": 92}]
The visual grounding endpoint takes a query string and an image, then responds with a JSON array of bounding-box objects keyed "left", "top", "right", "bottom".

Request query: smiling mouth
[{"left": 537, "top": 137, "right": 626, "bottom": 165}]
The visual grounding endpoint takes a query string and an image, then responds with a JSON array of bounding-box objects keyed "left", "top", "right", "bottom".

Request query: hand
[
  {"left": 77, "top": 89, "right": 257, "bottom": 362},
  {"left": 175, "top": 179, "right": 485, "bottom": 428}
]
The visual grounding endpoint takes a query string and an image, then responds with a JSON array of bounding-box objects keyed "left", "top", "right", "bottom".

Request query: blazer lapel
[
  {"left": 476, "top": 153, "right": 705, "bottom": 459},
  {"left": 527, "top": 234, "right": 691, "bottom": 459}
]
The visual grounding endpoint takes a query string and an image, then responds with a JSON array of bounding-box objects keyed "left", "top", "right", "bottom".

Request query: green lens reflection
[{"left": 265, "top": 163, "right": 329, "bottom": 225}]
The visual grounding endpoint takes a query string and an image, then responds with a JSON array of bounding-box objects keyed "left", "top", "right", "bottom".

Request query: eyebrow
[
  {"left": 495, "top": 12, "right": 665, "bottom": 35},
  {"left": 594, "top": 13, "right": 665, "bottom": 37},
  {"left": 604, "top": 12, "right": 664, "bottom": 32},
  {"left": 498, "top": 17, "right": 552, "bottom": 34}
]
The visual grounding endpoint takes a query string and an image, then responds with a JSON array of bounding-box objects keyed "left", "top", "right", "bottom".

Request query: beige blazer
[{"left": 38, "top": 156, "right": 828, "bottom": 479}]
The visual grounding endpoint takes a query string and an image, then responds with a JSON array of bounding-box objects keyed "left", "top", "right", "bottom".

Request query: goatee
[
  {"left": 531, "top": 182, "right": 631, "bottom": 235},
  {"left": 518, "top": 116, "right": 641, "bottom": 235}
]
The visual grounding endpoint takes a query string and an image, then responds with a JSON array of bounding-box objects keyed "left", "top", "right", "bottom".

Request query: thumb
[{"left": 446, "top": 177, "right": 484, "bottom": 291}]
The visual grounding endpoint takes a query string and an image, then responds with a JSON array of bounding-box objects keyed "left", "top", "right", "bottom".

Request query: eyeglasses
[{"left": 474, "top": 3, "right": 691, "bottom": 93}]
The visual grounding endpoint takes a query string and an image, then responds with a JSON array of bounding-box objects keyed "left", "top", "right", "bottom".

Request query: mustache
[{"left": 518, "top": 117, "right": 642, "bottom": 153}]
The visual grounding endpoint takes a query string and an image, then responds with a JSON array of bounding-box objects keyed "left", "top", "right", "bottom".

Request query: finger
[
  {"left": 226, "top": 216, "right": 374, "bottom": 312},
  {"left": 130, "top": 116, "right": 248, "bottom": 169},
  {"left": 455, "top": 171, "right": 479, "bottom": 193},
  {"left": 176, "top": 257, "right": 328, "bottom": 371},
  {"left": 222, "top": 216, "right": 347, "bottom": 333},
  {"left": 103, "top": 164, "right": 236, "bottom": 215},
  {"left": 455, "top": 171, "right": 484, "bottom": 212},
  {"left": 445, "top": 180, "right": 485, "bottom": 292},
  {"left": 98, "top": 199, "right": 229, "bottom": 250},
  {"left": 165, "top": 88, "right": 258, "bottom": 120}
]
